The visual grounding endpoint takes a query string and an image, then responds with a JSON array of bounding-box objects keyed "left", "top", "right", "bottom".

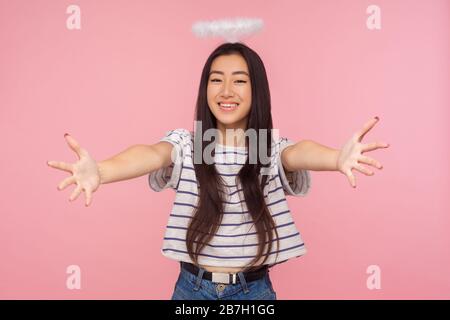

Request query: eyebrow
[{"left": 209, "top": 70, "right": 249, "bottom": 76}]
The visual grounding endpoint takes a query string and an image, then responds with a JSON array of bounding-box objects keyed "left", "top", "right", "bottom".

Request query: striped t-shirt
[{"left": 148, "top": 128, "right": 311, "bottom": 268}]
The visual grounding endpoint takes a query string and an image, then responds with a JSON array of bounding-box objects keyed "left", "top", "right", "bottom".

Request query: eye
[{"left": 210, "top": 79, "right": 247, "bottom": 83}]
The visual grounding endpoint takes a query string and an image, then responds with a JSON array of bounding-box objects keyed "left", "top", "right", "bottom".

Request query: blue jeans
[{"left": 171, "top": 265, "right": 277, "bottom": 300}]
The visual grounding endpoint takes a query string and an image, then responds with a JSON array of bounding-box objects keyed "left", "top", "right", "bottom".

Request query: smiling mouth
[{"left": 218, "top": 103, "right": 239, "bottom": 111}]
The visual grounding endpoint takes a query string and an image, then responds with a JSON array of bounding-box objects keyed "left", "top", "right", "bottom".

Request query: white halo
[{"left": 192, "top": 17, "right": 264, "bottom": 42}]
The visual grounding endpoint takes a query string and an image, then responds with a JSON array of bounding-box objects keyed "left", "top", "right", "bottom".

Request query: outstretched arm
[
  {"left": 281, "top": 117, "right": 390, "bottom": 188},
  {"left": 97, "top": 141, "right": 174, "bottom": 184},
  {"left": 48, "top": 134, "right": 175, "bottom": 206}
]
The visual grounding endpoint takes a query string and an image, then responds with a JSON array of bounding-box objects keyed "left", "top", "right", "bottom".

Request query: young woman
[{"left": 47, "top": 42, "right": 389, "bottom": 300}]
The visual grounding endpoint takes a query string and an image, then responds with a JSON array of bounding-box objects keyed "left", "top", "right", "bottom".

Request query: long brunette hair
[{"left": 186, "top": 42, "right": 280, "bottom": 271}]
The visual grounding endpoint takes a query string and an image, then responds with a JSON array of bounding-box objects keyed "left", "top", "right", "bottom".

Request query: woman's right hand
[{"left": 47, "top": 134, "right": 101, "bottom": 207}]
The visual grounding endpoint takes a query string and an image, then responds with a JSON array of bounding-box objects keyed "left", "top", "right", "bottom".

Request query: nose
[{"left": 220, "top": 80, "right": 235, "bottom": 97}]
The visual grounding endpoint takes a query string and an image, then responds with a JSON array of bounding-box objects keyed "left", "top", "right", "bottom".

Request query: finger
[
  {"left": 353, "top": 163, "right": 374, "bottom": 176},
  {"left": 85, "top": 187, "right": 93, "bottom": 207},
  {"left": 355, "top": 117, "right": 379, "bottom": 143},
  {"left": 358, "top": 155, "right": 383, "bottom": 169},
  {"left": 361, "top": 141, "right": 390, "bottom": 153},
  {"left": 58, "top": 176, "right": 76, "bottom": 191},
  {"left": 64, "top": 134, "right": 83, "bottom": 160},
  {"left": 346, "top": 169, "right": 357, "bottom": 188},
  {"left": 47, "top": 160, "right": 74, "bottom": 173},
  {"left": 69, "top": 184, "right": 83, "bottom": 202}
]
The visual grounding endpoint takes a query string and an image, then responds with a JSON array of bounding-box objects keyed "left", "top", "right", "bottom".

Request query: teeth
[{"left": 220, "top": 103, "right": 238, "bottom": 108}]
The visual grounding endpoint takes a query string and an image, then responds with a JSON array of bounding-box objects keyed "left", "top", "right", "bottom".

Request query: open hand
[
  {"left": 336, "top": 117, "right": 390, "bottom": 188},
  {"left": 47, "top": 134, "right": 100, "bottom": 206}
]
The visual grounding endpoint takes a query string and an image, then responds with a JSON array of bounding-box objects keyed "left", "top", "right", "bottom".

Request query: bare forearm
[
  {"left": 97, "top": 145, "right": 164, "bottom": 184},
  {"left": 283, "top": 140, "right": 340, "bottom": 172}
]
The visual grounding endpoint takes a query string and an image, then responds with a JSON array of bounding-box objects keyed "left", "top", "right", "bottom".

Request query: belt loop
[
  {"left": 193, "top": 266, "right": 205, "bottom": 291},
  {"left": 232, "top": 273, "right": 237, "bottom": 284},
  {"left": 237, "top": 271, "right": 250, "bottom": 294}
]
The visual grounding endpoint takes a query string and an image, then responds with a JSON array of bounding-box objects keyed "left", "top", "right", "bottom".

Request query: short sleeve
[
  {"left": 276, "top": 137, "right": 312, "bottom": 197},
  {"left": 148, "top": 128, "right": 191, "bottom": 192}
]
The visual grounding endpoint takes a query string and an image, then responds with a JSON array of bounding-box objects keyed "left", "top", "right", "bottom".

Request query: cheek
[
  {"left": 243, "top": 104, "right": 252, "bottom": 114},
  {"left": 241, "top": 86, "right": 251, "bottom": 100},
  {"left": 238, "top": 102, "right": 251, "bottom": 117},
  {"left": 207, "top": 95, "right": 216, "bottom": 108},
  {"left": 206, "top": 85, "right": 217, "bottom": 97},
  {"left": 242, "top": 88, "right": 252, "bottom": 106}
]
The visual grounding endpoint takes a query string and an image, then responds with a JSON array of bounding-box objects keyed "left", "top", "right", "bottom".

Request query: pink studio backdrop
[{"left": 1, "top": 0, "right": 449, "bottom": 299}]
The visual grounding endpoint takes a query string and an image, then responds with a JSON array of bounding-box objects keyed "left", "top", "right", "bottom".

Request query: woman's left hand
[{"left": 336, "top": 117, "right": 390, "bottom": 188}]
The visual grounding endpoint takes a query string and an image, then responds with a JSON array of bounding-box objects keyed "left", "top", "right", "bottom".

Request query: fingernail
[
  {"left": 64, "top": 133, "right": 69, "bottom": 137},
  {"left": 374, "top": 116, "right": 379, "bottom": 120}
]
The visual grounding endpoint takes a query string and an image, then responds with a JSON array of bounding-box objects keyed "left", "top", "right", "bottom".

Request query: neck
[{"left": 216, "top": 118, "right": 248, "bottom": 147}]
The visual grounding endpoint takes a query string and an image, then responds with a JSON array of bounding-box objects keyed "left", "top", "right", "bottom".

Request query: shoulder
[
  {"left": 161, "top": 128, "right": 192, "bottom": 146},
  {"left": 164, "top": 128, "right": 192, "bottom": 139},
  {"left": 271, "top": 137, "right": 294, "bottom": 156}
]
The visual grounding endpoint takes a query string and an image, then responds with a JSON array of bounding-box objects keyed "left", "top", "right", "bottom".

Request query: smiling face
[{"left": 207, "top": 53, "right": 252, "bottom": 143}]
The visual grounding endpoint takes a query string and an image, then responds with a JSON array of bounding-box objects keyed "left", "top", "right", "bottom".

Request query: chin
[
  {"left": 216, "top": 110, "right": 248, "bottom": 121},
  {"left": 215, "top": 115, "right": 246, "bottom": 126}
]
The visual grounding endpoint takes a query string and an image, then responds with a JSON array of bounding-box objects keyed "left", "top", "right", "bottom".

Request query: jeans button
[{"left": 216, "top": 284, "right": 226, "bottom": 292}]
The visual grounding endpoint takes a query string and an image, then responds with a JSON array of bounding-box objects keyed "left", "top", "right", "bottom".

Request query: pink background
[{"left": 1, "top": 0, "right": 449, "bottom": 299}]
